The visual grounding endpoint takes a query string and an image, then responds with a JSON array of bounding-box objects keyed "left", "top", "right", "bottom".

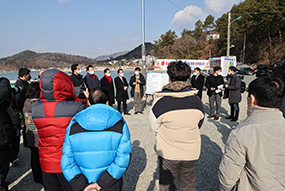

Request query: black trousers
[
  {"left": 10, "top": 124, "right": 21, "bottom": 162},
  {"left": 197, "top": 89, "right": 203, "bottom": 99},
  {"left": 30, "top": 147, "right": 43, "bottom": 184},
  {"left": 42, "top": 172, "right": 74, "bottom": 191},
  {"left": 159, "top": 156, "right": 196, "bottom": 191},
  {"left": 0, "top": 145, "right": 10, "bottom": 191},
  {"left": 229, "top": 103, "right": 239, "bottom": 119},
  {"left": 117, "top": 100, "right": 127, "bottom": 113}
]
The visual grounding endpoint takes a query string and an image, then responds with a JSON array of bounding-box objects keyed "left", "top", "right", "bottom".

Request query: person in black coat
[
  {"left": 69, "top": 64, "right": 84, "bottom": 87},
  {"left": 114, "top": 69, "right": 130, "bottom": 115},
  {"left": 0, "top": 77, "right": 15, "bottom": 191},
  {"left": 84, "top": 65, "right": 101, "bottom": 91},
  {"left": 129, "top": 67, "right": 146, "bottom": 114},
  {"left": 205, "top": 66, "right": 225, "bottom": 120},
  {"left": 225, "top": 67, "right": 242, "bottom": 121},
  {"left": 8, "top": 68, "right": 30, "bottom": 166},
  {"left": 191, "top": 67, "right": 205, "bottom": 99},
  {"left": 100, "top": 68, "right": 115, "bottom": 106}
]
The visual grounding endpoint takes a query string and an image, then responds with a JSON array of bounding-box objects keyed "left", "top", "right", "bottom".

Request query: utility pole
[
  {"left": 227, "top": 13, "right": 241, "bottom": 57},
  {"left": 227, "top": 12, "right": 231, "bottom": 57},
  {"left": 141, "top": 0, "right": 146, "bottom": 77},
  {"left": 242, "top": 35, "right": 246, "bottom": 64}
]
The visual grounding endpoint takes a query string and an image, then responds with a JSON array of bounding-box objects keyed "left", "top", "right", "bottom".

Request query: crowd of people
[{"left": 0, "top": 61, "right": 284, "bottom": 191}]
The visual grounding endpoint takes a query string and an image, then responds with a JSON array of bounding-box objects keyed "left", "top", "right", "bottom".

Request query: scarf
[
  {"left": 105, "top": 74, "right": 112, "bottom": 83},
  {"left": 162, "top": 81, "right": 192, "bottom": 92}
]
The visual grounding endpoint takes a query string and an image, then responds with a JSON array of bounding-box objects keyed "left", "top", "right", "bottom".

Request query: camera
[{"left": 13, "top": 86, "right": 23, "bottom": 94}]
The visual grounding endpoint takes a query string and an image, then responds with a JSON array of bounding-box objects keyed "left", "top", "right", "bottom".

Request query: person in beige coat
[
  {"left": 149, "top": 61, "right": 205, "bottom": 191},
  {"left": 219, "top": 76, "right": 285, "bottom": 191}
]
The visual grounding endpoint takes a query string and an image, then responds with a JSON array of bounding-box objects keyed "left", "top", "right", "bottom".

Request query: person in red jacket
[{"left": 32, "top": 69, "right": 86, "bottom": 191}]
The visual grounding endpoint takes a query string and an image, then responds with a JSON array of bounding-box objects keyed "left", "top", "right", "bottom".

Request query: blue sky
[{"left": 0, "top": 0, "right": 242, "bottom": 59}]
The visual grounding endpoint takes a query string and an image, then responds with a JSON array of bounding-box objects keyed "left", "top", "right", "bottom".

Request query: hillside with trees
[
  {"left": 0, "top": 50, "right": 99, "bottom": 71},
  {"left": 0, "top": 43, "right": 153, "bottom": 72},
  {"left": 152, "top": 0, "right": 285, "bottom": 65},
  {"left": 114, "top": 42, "right": 153, "bottom": 60}
]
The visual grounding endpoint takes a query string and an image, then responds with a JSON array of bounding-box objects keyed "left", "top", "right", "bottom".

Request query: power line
[
  {"left": 166, "top": 0, "right": 199, "bottom": 19},
  {"left": 232, "top": 9, "right": 285, "bottom": 15}
]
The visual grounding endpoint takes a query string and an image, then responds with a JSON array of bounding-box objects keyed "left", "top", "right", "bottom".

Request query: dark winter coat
[
  {"left": 227, "top": 73, "right": 242, "bottom": 104},
  {"left": 69, "top": 73, "right": 84, "bottom": 87},
  {"left": 191, "top": 74, "right": 205, "bottom": 98},
  {"left": 115, "top": 76, "right": 129, "bottom": 102},
  {"left": 100, "top": 76, "right": 115, "bottom": 105},
  {"left": 84, "top": 73, "right": 101, "bottom": 90},
  {"left": 23, "top": 98, "right": 40, "bottom": 147},
  {"left": 32, "top": 69, "right": 86, "bottom": 173},
  {"left": 205, "top": 74, "right": 224, "bottom": 97},
  {"left": 6, "top": 93, "right": 22, "bottom": 125},
  {"left": 129, "top": 74, "right": 146, "bottom": 98},
  {"left": 0, "top": 78, "right": 15, "bottom": 146},
  {"left": 15, "top": 78, "right": 29, "bottom": 111}
]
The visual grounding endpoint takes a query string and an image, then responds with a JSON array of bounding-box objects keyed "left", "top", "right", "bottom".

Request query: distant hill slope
[
  {"left": 114, "top": 42, "right": 153, "bottom": 60},
  {"left": 0, "top": 42, "right": 153, "bottom": 72},
  {"left": 95, "top": 51, "right": 128, "bottom": 61},
  {"left": 0, "top": 50, "right": 98, "bottom": 71}
]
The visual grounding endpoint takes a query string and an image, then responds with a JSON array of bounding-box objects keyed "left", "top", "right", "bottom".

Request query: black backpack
[{"left": 240, "top": 81, "right": 246, "bottom": 93}]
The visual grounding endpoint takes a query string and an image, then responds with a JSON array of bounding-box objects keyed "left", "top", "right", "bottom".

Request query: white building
[{"left": 206, "top": 31, "right": 220, "bottom": 41}]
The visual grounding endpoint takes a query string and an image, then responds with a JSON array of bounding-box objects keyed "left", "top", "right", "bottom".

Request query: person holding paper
[{"left": 205, "top": 66, "right": 224, "bottom": 120}]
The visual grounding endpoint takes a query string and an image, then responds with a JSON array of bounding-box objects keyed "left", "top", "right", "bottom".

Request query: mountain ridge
[{"left": 0, "top": 43, "right": 153, "bottom": 71}]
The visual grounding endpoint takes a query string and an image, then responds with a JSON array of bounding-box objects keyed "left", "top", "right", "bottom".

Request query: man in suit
[
  {"left": 205, "top": 66, "right": 224, "bottom": 120},
  {"left": 115, "top": 69, "right": 130, "bottom": 115},
  {"left": 191, "top": 67, "right": 205, "bottom": 99},
  {"left": 129, "top": 67, "right": 146, "bottom": 114},
  {"left": 83, "top": 65, "right": 101, "bottom": 91},
  {"left": 100, "top": 68, "right": 115, "bottom": 107}
]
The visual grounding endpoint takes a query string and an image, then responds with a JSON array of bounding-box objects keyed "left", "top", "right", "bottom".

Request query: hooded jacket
[
  {"left": 61, "top": 104, "right": 132, "bottom": 191},
  {"left": 148, "top": 81, "right": 205, "bottom": 161},
  {"left": 32, "top": 69, "right": 86, "bottom": 173},
  {"left": 219, "top": 106, "right": 285, "bottom": 191}
]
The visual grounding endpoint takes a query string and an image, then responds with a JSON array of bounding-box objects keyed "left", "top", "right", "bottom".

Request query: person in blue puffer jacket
[{"left": 61, "top": 87, "right": 132, "bottom": 191}]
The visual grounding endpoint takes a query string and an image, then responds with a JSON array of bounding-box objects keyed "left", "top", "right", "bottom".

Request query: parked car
[
  {"left": 237, "top": 67, "right": 256, "bottom": 75},
  {"left": 255, "top": 65, "right": 273, "bottom": 77}
]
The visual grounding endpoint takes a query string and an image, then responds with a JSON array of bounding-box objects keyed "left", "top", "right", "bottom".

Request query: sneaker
[
  {"left": 134, "top": 112, "right": 138, "bottom": 115},
  {"left": 207, "top": 115, "right": 215, "bottom": 118},
  {"left": 214, "top": 116, "right": 219, "bottom": 120},
  {"left": 139, "top": 111, "right": 143, "bottom": 114}
]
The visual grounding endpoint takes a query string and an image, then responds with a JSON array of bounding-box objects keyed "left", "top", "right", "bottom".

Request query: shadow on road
[
  {"left": 123, "top": 140, "right": 147, "bottom": 191},
  {"left": 196, "top": 135, "right": 223, "bottom": 191}
]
